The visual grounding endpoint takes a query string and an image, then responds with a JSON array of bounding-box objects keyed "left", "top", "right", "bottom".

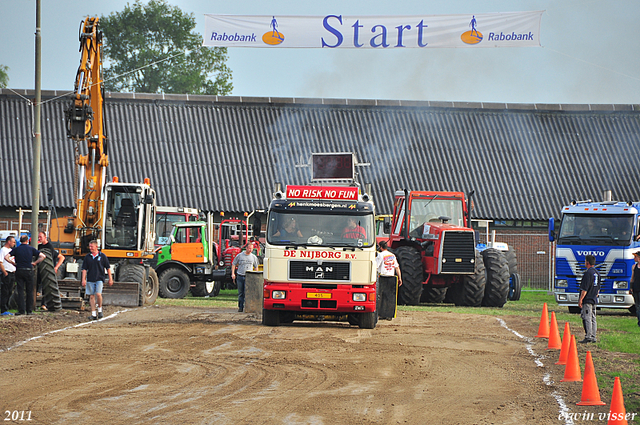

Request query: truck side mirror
[
  {"left": 548, "top": 217, "right": 555, "bottom": 242},
  {"left": 383, "top": 217, "right": 391, "bottom": 234}
]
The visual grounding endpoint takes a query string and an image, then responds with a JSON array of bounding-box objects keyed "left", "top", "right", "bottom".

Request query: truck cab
[{"left": 550, "top": 200, "right": 639, "bottom": 314}]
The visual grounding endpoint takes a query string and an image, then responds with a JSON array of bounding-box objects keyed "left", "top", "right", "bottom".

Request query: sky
[{"left": 0, "top": 0, "right": 638, "bottom": 104}]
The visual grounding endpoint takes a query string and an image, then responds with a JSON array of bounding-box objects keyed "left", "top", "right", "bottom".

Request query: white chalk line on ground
[
  {"left": 0, "top": 308, "right": 132, "bottom": 353},
  {"left": 497, "top": 317, "right": 574, "bottom": 425}
]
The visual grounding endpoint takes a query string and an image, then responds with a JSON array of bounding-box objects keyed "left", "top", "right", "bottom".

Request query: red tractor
[{"left": 387, "top": 190, "right": 509, "bottom": 307}]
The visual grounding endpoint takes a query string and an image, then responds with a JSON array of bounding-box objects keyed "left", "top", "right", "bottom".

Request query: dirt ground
[{"left": 0, "top": 306, "right": 625, "bottom": 424}]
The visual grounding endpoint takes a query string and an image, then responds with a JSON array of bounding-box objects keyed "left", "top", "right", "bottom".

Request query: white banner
[{"left": 203, "top": 12, "right": 543, "bottom": 49}]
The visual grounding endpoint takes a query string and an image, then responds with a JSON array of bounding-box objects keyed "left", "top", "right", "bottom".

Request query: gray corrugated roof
[{"left": 1, "top": 89, "right": 639, "bottom": 220}]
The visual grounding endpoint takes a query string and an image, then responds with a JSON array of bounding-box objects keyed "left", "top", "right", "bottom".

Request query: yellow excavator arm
[{"left": 65, "top": 16, "right": 108, "bottom": 235}]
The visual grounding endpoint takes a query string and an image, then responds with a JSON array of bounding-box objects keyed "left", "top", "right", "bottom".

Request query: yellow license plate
[{"left": 307, "top": 292, "right": 331, "bottom": 299}]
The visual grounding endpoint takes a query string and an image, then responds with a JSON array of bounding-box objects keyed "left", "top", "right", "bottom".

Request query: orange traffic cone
[
  {"left": 547, "top": 311, "right": 562, "bottom": 350},
  {"left": 560, "top": 335, "right": 582, "bottom": 382},
  {"left": 607, "top": 377, "right": 628, "bottom": 424},
  {"left": 556, "top": 321, "right": 571, "bottom": 365},
  {"left": 535, "top": 302, "right": 549, "bottom": 338},
  {"left": 577, "top": 351, "right": 605, "bottom": 405}
]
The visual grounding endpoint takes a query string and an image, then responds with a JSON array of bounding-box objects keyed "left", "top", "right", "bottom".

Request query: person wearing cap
[{"left": 631, "top": 251, "right": 640, "bottom": 327}]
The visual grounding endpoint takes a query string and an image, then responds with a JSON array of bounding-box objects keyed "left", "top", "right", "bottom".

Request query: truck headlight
[
  {"left": 272, "top": 291, "right": 286, "bottom": 299},
  {"left": 612, "top": 281, "right": 628, "bottom": 289},
  {"left": 555, "top": 279, "right": 568, "bottom": 288},
  {"left": 352, "top": 293, "right": 366, "bottom": 302}
]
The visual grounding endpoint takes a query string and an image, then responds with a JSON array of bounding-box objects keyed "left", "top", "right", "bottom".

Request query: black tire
[
  {"left": 628, "top": 304, "right": 637, "bottom": 316},
  {"left": 37, "top": 248, "right": 62, "bottom": 311},
  {"left": 262, "top": 308, "right": 280, "bottom": 326},
  {"left": 158, "top": 268, "right": 190, "bottom": 299},
  {"left": 481, "top": 249, "right": 510, "bottom": 308},
  {"left": 568, "top": 306, "right": 581, "bottom": 314},
  {"left": 117, "top": 263, "right": 146, "bottom": 306},
  {"left": 347, "top": 314, "right": 359, "bottom": 326},
  {"left": 55, "top": 259, "right": 67, "bottom": 281},
  {"left": 191, "top": 281, "right": 216, "bottom": 297},
  {"left": 450, "top": 251, "right": 485, "bottom": 307},
  {"left": 504, "top": 249, "right": 518, "bottom": 276},
  {"left": 508, "top": 273, "right": 522, "bottom": 301},
  {"left": 145, "top": 268, "right": 159, "bottom": 305},
  {"left": 395, "top": 246, "right": 423, "bottom": 306},
  {"left": 420, "top": 285, "right": 447, "bottom": 303},
  {"left": 358, "top": 311, "right": 378, "bottom": 329},
  {"left": 212, "top": 281, "right": 222, "bottom": 297}
]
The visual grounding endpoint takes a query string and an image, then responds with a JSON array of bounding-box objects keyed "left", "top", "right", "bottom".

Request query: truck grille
[
  {"left": 289, "top": 261, "right": 350, "bottom": 281},
  {"left": 440, "top": 231, "right": 476, "bottom": 274}
]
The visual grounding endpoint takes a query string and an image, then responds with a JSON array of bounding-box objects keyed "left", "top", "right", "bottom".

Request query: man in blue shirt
[
  {"left": 578, "top": 254, "right": 601, "bottom": 343},
  {"left": 81, "top": 240, "right": 113, "bottom": 320},
  {"left": 4, "top": 235, "right": 45, "bottom": 315}
]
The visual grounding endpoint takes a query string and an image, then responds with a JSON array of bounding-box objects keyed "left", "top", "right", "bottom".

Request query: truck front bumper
[
  {"left": 263, "top": 282, "right": 376, "bottom": 313},
  {"left": 554, "top": 291, "right": 635, "bottom": 309}
]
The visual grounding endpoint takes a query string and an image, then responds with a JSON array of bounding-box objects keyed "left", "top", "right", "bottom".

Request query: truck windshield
[
  {"left": 267, "top": 212, "right": 375, "bottom": 248},
  {"left": 410, "top": 198, "right": 465, "bottom": 230},
  {"left": 104, "top": 190, "right": 141, "bottom": 250},
  {"left": 558, "top": 214, "right": 634, "bottom": 246}
]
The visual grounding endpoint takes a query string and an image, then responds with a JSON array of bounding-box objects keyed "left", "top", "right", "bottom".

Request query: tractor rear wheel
[
  {"left": 395, "top": 246, "right": 423, "bottom": 306},
  {"left": 504, "top": 249, "right": 518, "bottom": 275},
  {"left": 450, "top": 251, "right": 485, "bottom": 307},
  {"left": 482, "top": 248, "right": 510, "bottom": 307},
  {"left": 158, "top": 268, "right": 190, "bottom": 299},
  {"left": 37, "top": 248, "right": 62, "bottom": 311},
  {"left": 420, "top": 285, "right": 447, "bottom": 303}
]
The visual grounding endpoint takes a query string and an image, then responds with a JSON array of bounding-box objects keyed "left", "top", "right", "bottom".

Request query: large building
[{"left": 1, "top": 89, "right": 639, "bottom": 229}]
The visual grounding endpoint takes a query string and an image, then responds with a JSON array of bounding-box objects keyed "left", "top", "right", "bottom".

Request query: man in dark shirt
[
  {"left": 81, "top": 240, "right": 113, "bottom": 320},
  {"left": 4, "top": 235, "right": 45, "bottom": 315},
  {"left": 578, "top": 254, "right": 601, "bottom": 343}
]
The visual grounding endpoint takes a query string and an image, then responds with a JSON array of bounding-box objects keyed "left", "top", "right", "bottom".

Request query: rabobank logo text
[
  {"left": 488, "top": 31, "right": 534, "bottom": 41},
  {"left": 210, "top": 32, "right": 257, "bottom": 43}
]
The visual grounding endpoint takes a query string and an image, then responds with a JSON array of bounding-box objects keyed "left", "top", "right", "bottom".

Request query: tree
[
  {"left": 100, "top": 0, "right": 232, "bottom": 95},
  {"left": 0, "top": 65, "right": 9, "bottom": 88}
]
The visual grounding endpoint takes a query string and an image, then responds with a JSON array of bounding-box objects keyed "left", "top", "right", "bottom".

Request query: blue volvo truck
[{"left": 549, "top": 198, "right": 638, "bottom": 314}]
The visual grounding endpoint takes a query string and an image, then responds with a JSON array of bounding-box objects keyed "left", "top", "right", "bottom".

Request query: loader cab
[{"left": 103, "top": 182, "right": 156, "bottom": 254}]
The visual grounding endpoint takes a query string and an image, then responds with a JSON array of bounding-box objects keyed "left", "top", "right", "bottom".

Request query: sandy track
[{"left": 0, "top": 306, "right": 604, "bottom": 424}]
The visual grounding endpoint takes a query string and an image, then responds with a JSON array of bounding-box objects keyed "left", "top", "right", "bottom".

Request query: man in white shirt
[{"left": 375, "top": 241, "right": 402, "bottom": 320}]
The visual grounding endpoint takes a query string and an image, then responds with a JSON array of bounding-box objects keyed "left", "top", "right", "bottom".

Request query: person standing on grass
[
  {"left": 578, "top": 254, "right": 600, "bottom": 343},
  {"left": 81, "top": 240, "right": 113, "bottom": 321},
  {"left": 231, "top": 241, "right": 259, "bottom": 313},
  {"left": 631, "top": 251, "right": 640, "bottom": 327}
]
